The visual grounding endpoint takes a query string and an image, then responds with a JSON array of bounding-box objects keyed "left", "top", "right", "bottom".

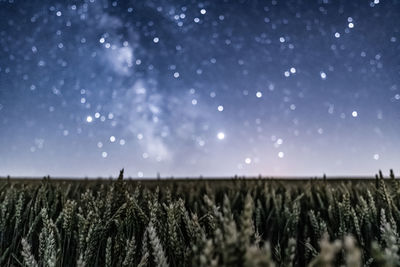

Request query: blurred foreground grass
[{"left": 1, "top": 170, "right": 399, "bottom": 267}]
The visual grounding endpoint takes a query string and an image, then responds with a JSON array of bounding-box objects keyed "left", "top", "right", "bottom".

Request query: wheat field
[{"left": 0, "top": 170, "right": 399, "bottom": 266}]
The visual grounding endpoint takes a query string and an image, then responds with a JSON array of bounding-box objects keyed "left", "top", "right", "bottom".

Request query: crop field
[{"left": 1, "top": 170, "right": 400, "bottom": 267}]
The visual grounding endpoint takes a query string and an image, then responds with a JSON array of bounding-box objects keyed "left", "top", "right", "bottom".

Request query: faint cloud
[
  {"left": 106, "top": 45, "right": 134, "bottom": 75},
  {"left": 112, "top": 80, "right": 171, "bottom": 161}
]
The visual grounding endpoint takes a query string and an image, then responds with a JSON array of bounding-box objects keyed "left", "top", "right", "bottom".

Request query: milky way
[{"left": 0, "top": 0, "right": 399, "bottom": 177}]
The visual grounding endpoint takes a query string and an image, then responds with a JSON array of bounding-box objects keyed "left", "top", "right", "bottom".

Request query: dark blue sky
[{"left": 0, "top": 0, "right": 399, "bottom": 177}]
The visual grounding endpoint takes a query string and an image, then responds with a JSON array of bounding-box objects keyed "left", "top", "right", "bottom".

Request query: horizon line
[{"left": 0, "top": 174, "right": 383, "bottom": 181}]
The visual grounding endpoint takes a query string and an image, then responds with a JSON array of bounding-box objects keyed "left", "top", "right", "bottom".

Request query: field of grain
[{"left": 0, "top": 170, "right": 399, "bottom": 266}]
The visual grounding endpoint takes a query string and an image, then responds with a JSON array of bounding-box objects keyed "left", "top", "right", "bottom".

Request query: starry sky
[{"left": 0, "top": 0, "right": 399, "bottom": 178}]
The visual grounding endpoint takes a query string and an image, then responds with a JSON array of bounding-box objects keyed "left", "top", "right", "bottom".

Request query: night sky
[{"left": 0, "top": 0, "right": 399, "bottom": 178}]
